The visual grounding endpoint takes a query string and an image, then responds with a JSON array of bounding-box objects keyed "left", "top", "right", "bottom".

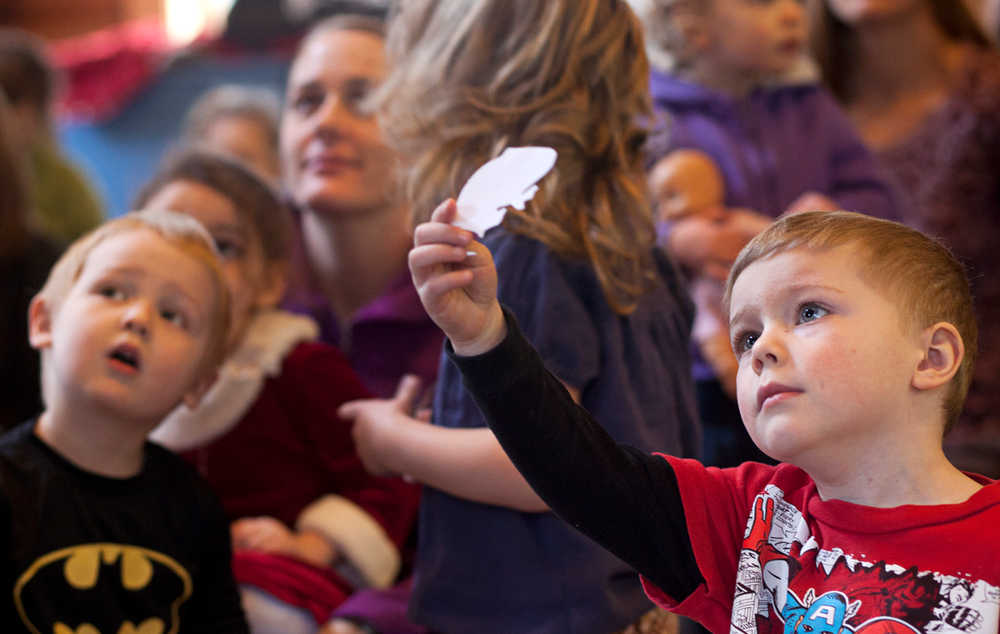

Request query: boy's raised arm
[
  {"left": 445, "top": 309, "right": 703, "bottom": 601},
  {"left": 409, "top": 204, "right": 705, "bottom": 600},
  {"left": 409, "top": 199, "right": 506, "bottom": 357}
]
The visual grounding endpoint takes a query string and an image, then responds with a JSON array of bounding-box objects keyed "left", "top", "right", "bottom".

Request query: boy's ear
[
  {"left": 912, "top": 322, "right": 963, "bottom": 392},
  {"left": 182, "top": 369, "right": 218, "bottom": 410},
  {"left": 27, "top": 296, "right": 54, "bottom": 350},
  {"left": 253, "top": 262, "right": 288, "bottom": 310}
]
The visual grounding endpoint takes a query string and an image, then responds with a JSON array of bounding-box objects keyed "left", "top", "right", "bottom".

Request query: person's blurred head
[
  {"left": 135, "top": 150, "right": 291, "bottom": 343},
  {"left": 636, "top": 0, "right": 807, "bottom": 83},
  {"left": 280, "top": 14, "right": 400, "bottom": 218},
  {"left": 808, "top": 0, "right": 991, "bottom": 101},
  {"left": 0, "top": 28, "right": 58, "bottom": 150},
  {"left": 182, "top": 85, "right": 282, "bottom": 183},
  {"left": 0, "top": 91, "right": 32, "bottom": 256}
]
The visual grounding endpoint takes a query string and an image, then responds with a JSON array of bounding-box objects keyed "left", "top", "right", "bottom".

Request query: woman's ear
[
  {"left": 253, "top": 261, "right": 289, "bottom": 310},
  {"left": 28, "top": 296, "right": 54, "bottom": 350},
  {"left": 912, "top": 322, "right": 963, "bottom": 391}
]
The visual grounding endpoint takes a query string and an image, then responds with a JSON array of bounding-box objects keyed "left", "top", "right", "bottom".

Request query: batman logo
[{"left": 13, "top": 543, "right": 192, "bottom": 634}]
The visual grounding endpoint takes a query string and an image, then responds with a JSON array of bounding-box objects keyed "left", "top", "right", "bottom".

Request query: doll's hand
[
  {"left": 666, "top": 214, "right": 752, "bottom": 272},
  {"left": 725, "top": 207, "right": 773, "bottom": 240},
  {"left": 340, "top": 374, "right": 426, "bottom": 477},
  {"left": 410, "top": 199, "right": 505, "bottom": 356},
  {"left": 784, "top": 191, "right": 838, "bottom": 215},
  {"left": 231, "top": 517, "right": 337, "bottom": 567}
]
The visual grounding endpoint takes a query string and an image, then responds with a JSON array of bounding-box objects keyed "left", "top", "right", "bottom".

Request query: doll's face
[{"left": 648, "top": 151, "right": 725, "bottom": 222}]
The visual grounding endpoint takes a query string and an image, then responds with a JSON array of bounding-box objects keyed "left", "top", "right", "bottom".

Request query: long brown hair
[
  {"left": 808, "top": 0, "right": 991, "bottom": 102},
  {"left": 379, "top": 0, "right": 657, "bottom": 314}
]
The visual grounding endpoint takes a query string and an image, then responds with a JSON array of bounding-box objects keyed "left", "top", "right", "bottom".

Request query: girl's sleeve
[
  {"left": 284, "top": 344, "right": 421, "bottom": 590},
  {"left": 447, "top": 308, "right": 704, "bottom": 601},
  {"left": 489, "top": 233, "right": 600, "bottom": 389},
  {"left": 818, "top": 90, "right": 905, "bottom": 221}
]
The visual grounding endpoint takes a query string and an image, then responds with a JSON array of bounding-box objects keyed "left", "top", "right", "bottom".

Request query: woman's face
[
  {"left": 824, "top": 0, "right": 926, "bottom": 25},
  {"left": 280, "top": 28, "right": 398, "bottom": 217}
]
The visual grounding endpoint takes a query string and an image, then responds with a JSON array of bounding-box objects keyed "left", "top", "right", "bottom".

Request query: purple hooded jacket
[{"left": 647, "top": 70, "right": 902, "bottom": 220}]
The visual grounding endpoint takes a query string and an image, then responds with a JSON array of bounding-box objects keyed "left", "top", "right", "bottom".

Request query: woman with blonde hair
[
  {"left": 279, "top": 13, "right": 444, "bottom": 401},
  {"left": 337, "top": 0, "right": 700, "bottom": 631},
  {"left": 809, "top": 0, "right": 1000, "bottom": 478}
]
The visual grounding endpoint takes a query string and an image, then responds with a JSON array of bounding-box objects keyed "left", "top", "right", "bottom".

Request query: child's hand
[
  {"left": 410, "top": 199, "right": 506, "bottom": 356},
  {"left": 340, "top": 374, "right": 426, "bottom": 477},
  {"left": 784, "top": 191, "right": 838, "bottom": 215},
  {"left": 231, "top": 517, "right": 337, "bottom": 567},
  {"left": 319, "top": 620, "right": 369, "bottom": 634},
  {"left": 666, "top": 214, "right": 752, "bottom": 272},
  {"left": 668, "top": 209, "right": 772, "bottom": 280},
  {"left": 726, "top": 207, "right": 773, "bottom": 239}
]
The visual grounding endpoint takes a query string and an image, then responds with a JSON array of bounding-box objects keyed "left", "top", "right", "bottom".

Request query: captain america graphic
[{"left": 729, "top": 486, "right": 999, "bottom": 634}]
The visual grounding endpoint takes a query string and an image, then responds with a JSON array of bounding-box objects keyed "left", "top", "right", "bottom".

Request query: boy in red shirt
[{"left": 410, "top": 204, "right": 999, "bottom": 633}]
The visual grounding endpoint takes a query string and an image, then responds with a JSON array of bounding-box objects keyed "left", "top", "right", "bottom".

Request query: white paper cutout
[{"left": 453, "top": 146, "right": 558, "bottom": 237}]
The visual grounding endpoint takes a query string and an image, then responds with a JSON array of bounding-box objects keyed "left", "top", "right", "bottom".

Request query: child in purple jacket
[{"left": 637, "top": 0, "right": 902, "bottom": 471}]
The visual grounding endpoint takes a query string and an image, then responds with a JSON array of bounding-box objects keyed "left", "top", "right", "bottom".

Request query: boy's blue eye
[
  {"left": 734, "top": 331, "right": 759, "bottom": 354},
  {"left": 798, "top": 303, "right": 829, "bottom": 324}
]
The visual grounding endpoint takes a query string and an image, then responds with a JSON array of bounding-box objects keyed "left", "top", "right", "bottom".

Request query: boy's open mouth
[{"left": 109, "top": 344, "right": 142, "bottom": 372}]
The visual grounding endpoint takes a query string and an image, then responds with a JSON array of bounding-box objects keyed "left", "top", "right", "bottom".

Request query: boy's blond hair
[
  {"left": 723, "top": 211, "right": 978, "bottom": 434},
  {"left": 35, "top": 209, "right": 231, "bottom": 404}
]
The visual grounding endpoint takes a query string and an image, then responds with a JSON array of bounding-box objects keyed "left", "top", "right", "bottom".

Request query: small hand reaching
[
  {"left": 409, "top": 199, "right": 506, "bottom": 356},
  {"left": 231, "top": 517, "right": 336, "bottom": 567},
  {"left": 784, "top": 191, "right": 839, "bottom": 216},
  {"left": 340, "top": 374, "right": 427, "bottom": 477}
]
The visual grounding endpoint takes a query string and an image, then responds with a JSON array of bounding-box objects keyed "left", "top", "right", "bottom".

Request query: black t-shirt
[{"left": 0, "top": 421, "right": 248, "bottom": 632}]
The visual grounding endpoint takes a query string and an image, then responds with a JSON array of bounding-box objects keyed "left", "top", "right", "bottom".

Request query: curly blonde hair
[{"left": 379, "top": 0, "right": 657, "bottom": 314}]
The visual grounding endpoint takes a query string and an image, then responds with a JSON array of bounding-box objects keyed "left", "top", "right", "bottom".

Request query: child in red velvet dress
[{"left": 140, "top": 150, "right": 419, "bottom": 633}]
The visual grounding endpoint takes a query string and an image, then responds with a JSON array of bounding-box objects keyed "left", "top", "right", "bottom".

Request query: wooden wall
[{"left": 1, "top": 0, "right": 162, "bottom": 40}]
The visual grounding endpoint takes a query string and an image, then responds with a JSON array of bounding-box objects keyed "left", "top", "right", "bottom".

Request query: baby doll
[
  {"left": 141, "top": 150, "right": 419, "bottom": 632},
  {"left": 649, "top": 149, "right": 768, "bottom": 397}
]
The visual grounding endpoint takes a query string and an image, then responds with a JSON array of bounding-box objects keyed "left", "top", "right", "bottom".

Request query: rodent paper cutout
[{"left": 453, "top": 146, "right": 558, "bottom": 237}]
